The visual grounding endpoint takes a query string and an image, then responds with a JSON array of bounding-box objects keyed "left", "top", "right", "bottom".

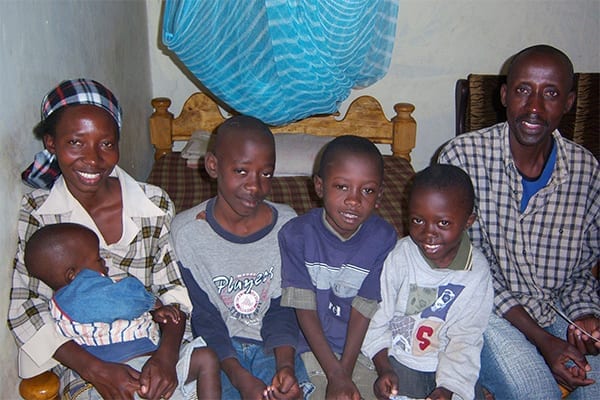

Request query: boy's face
[
  {"left": 408, "top": 187, "right": 475, "bottom": 268},
  {"left": 314, "top": 153, "right": 383, "bottom": 239},
  {"left": 205, "top": 131, "right": 275, "bottom": 218}
]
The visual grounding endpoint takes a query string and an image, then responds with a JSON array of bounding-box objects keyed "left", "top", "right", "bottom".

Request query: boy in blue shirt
[{"left": 279, "top": 135, "right": 397, "bottom": 399}]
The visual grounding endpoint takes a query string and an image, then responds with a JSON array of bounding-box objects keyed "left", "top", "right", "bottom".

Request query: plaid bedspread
[{"left": 147, "top": 152, "right": 414, "bottom": 237}]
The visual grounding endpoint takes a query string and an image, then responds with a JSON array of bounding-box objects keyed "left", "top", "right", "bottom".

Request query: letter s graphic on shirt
[
  {"left": 412, "top": 319, "right": 441, "bottom": 356},
  {"left": 416, "top": 325, "right": 433, "bottom": 350}
]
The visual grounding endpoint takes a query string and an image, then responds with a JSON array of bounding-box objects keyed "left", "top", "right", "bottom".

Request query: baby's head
[
  {"left": 315, "top": 135, "right": 384, "bottom": 239},
  {"left": 25, "top": 223, "right": 107, "bottom": 291},
  {"left": 205, "top": 115, "right": 276, "bottom": 216},
  {"left": 408, "top": 164, "right": 476, "bottom": 268}
]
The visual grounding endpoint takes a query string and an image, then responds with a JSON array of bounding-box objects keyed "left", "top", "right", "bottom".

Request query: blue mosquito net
[{"left": 162, "top": 0, "right": 398, "bottom": 126}]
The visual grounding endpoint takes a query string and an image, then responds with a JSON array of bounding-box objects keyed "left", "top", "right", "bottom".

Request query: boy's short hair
[
  {"left": 317, "top": 135, "right": 384, "bottom": 179},
  {"left": 213, "top": 115, "right": 274, "bottom": 154},
  {"left": 411, "top": 164, "right": 475, "bottom": 213}
]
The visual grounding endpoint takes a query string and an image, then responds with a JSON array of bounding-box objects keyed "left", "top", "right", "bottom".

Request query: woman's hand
[
  {"left": 90, "top": 363, "right": 142, "bottom": 400},
  {"left": 137, "top": 352, "right": 178, "bottom": 400},
  {"left": 54, "top": 341, "right": 141, "bottom": 399}
]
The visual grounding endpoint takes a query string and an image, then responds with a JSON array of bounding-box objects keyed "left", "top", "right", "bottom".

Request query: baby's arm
[
  {"left": 297, "top": 309, "right": 360, "bottom": 400},
  {"left": 150, "top": 303, "right": 182, "bottom": 325}
]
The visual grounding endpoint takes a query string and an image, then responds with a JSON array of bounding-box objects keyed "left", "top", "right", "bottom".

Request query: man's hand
[
  {"left": 569, "top": 315, "right": 600, "bottom": 355},
  {"left": 538, "top": 334, "right": 595, "bottom": 391}
]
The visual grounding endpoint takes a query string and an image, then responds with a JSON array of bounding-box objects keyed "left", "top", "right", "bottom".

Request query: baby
[{"left": 25, "top": 222, "right": 220, "bottom": 398}]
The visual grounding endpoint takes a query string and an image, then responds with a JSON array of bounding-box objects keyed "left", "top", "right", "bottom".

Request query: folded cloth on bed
[{"left": 181, "top": 130, "right": 212, "bottom": 168}]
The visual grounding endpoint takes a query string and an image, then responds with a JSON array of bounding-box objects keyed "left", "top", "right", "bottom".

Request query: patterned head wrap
[
  {"left": 41, "top": 79, "right": 122, "bottom": 130},
  {"left": 22, "top": 79, "right": 122, "bottom": 189}
]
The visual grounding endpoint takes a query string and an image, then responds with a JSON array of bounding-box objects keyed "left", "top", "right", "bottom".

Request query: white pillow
[
  {"left": 178, "top": 131, "right": 334, "bottom": 176},
  {"left": 274, "top": 134, "right": 334, "bottom": 177}
]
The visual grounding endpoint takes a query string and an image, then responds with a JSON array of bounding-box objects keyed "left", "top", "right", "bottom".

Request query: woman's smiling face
[{"left": 44, "top": 105, "right": 119, "bottom": 197}]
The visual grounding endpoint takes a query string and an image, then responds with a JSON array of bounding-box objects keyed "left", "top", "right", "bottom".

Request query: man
[{"left": 439, "top": 44, "right": 599, "bottom": 399}]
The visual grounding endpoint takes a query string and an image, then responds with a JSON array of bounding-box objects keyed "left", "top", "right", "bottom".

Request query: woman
[{"left": 9, "top": 79, "right": 215, "bottom": 399}]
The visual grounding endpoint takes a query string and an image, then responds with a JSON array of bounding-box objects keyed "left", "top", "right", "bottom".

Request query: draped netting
[{"left": 162, "top": 0, "right": 398, "bottom": 126}]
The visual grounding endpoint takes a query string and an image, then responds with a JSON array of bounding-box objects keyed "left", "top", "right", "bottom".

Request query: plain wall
[
  {"left": 148, "top": 0, "right": 600, "bottom": 171},
  {"left": 1, "top": 0, "right": 598, "bottom": 397},
  {"left": 0, "top": 1, "right": 152, "bottom": 396}
]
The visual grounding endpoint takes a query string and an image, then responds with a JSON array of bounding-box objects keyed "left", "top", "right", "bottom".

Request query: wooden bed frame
[{"left": 149, "top": 92, "right": 417, "bottom": 162}]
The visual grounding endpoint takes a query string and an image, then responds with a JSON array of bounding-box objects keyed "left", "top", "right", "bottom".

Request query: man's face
[{"left": 501, "top": 51, "right": 575, "bottom": 148}]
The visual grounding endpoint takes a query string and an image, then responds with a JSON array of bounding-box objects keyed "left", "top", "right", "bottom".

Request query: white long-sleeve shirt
[{"left": 363, "top": 235, "right": 493, "bottom": 400}]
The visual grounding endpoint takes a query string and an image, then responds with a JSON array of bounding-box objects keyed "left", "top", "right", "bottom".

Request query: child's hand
[
  {"left": 426, "top": 386, "right": 452, "bottom": 400},
  {"left": 150, "top": 304, "right": 182, "bottom": 325},
  {"left": 326, "top": 371, "right": 361, "bottom": 400},
  {"left": 236, "top": 373, "right": 268, "bottom": 400},
  {"left": 264, "top": 365, "right": 301, "bottom": 399},
  {"left": 373, "top": 370, "right": 399, "bottom": 400}
]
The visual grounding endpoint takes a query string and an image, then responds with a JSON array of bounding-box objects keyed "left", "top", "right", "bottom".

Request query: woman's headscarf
[{"left": 22, "top": 79, "right": 122, "bottom": 189}]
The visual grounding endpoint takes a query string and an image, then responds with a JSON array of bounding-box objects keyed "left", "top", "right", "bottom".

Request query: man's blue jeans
[
  {"left": 480, "top": 313, "right": 599, "bottom": 399},
  {"left": 221, "top": 339, "right": 314, "bottom": 399}
]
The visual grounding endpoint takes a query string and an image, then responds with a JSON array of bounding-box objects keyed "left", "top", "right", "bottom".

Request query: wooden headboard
[{"left": 149, "top": 93, "right": 417, "bottom": 162}]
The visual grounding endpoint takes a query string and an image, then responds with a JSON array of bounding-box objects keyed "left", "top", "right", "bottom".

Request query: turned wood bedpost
[
  {"left": 150, "top": 98, "right": 174, "bottom": 160},
  {"left": 19, "top": 371, "right": 60, "bottom": 400},
  {"left": 391, "top": 103, "right": 416, "bottom": 162}
]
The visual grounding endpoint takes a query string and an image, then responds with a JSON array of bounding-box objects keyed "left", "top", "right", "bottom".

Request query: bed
[{"left": 147, "top": 92, "right": 418, "bottom": 237}]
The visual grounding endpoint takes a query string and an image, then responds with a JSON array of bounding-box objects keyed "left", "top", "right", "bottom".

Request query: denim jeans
[
  {"left": 480, "top": 313, "right": 599, "bottom": 400},
  {"left": 221, "top": 339, "right": 314, "bottom": 399}
]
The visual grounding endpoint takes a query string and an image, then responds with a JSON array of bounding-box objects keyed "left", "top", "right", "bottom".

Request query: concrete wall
[
  {"left": 148, "top": 0, "right": 600, "bottom": 171},
  {"left": 0, "top": 1, "right": 151, "bottom": 396},
  {"left": 1, "top": 0, "right": 597, "bottom": 396}
]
